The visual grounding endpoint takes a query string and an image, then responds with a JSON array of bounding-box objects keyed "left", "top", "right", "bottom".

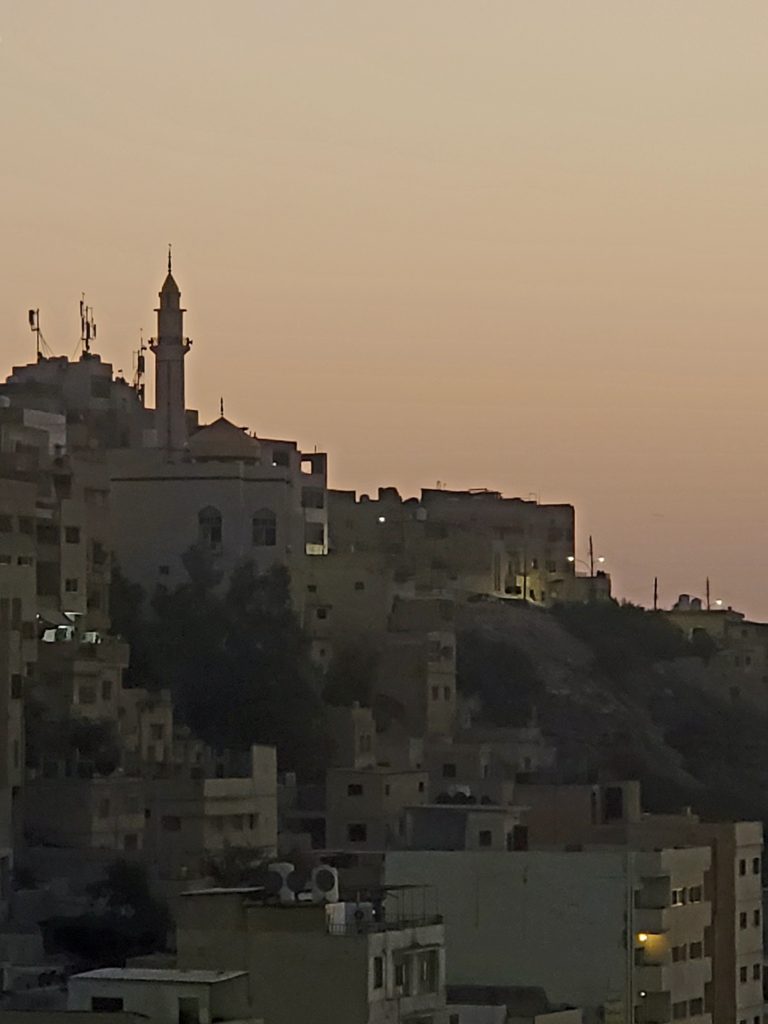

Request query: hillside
[{"left": 457, "top": 600, "right": 768, "bottom": 823}]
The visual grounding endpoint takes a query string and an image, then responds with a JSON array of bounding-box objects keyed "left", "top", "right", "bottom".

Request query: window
[
  {"left": 740, "top": 966, "right": 748, "bottom": 983},
  {"left": 252, "top": 509, "right": 276, "bottom": 546},
  {"left": 178, "top": 997, "right": 200, "bottom": 1024},
  {"left": 672, "top": 1002, "right": 687, "bottom": 1020},
  {"left": 316, "top": 607, "right": 328, "bottom": 620},
  {"left": 17, "top": 555, "right": 33, "bottom": 566},
  {"left": 689, "top": 941, "right": 703, "bottom": 959},
  {"left": 64, "top": 526, "right": 80, "bottom": 544},
  {"left": 347, "top": 783, "right": 363, "bottom": 797},
  {"left": 689, "top": 999, "right": 703, "bottom": 1016},
  {"left": 394, "top": 962, "right": 406, "bottom": 989},
  {"left": 78, "top": 685, "right": 96, "bottom": 704},
  {"left": 18, "top": 517, "right": 33, "bottom": 535},
  {"left": 92, "top": 998, "right": 124, "bottom": 1013},
  {"left": 442, "top": 763, "right": 456, "bottom": 779},
  {"left": 347, "top": 823, "right": 367, "bottom": 843},
  {"left": 151, "top": 723, "right": 164, "bottom": 740},
  {"left": 671, "top": 888, "right": 686, "bottom": 906},
  {"left": 739, "top": 858, "right": 747, "bottom": 876},
  {"left": 384, "top": 784, "right": 390, "bottom": 796},
  {"left": 249, "top": 814, "right": 258, "bottom": 829},
  {"left": 740, "top": 912, "right": 748, "bottom": 930},
  {"left": 124, "top": 833, "right": 139, "bottom": 851},
  {"left": 98, "top": 799, "right": 110, "bottom": 819},
  {"left": 159, "top": 565, "right": 170, "bottom": 576},
  {"left": 301, "top": 487, "right": 325, "bottom": 509},
  {"left": 162, "top": 815, "right": 181, "bottom": 832},
  {"left": 372, "top": 955, "right": 384, "bottom": 989},
  {"left": 444, "top": 687, "right": 451, "bottom": 700},
  {"left": 305, "top": 522, "right": 325, "bottom": 547},
  {"left": 418, "top": 781, "right": 425, "bottom": 792},
  {"left": 753, "top": 856, "right": 761, "bottom": 875},
  {"left": 233, "top": 815, "right": 244, "bottom": 831},
  {"left": 307, "top": 584, "right": 317, "bottom": 593},
  {"left": 754, "top": 909, "right": 761, "bottom": 927},
  {"left": 65, "top": 578, "right": 79, "bottom": 593},
  {"left": 36, "top": 523, "right": 58, "bottom": 544},
  {"left": 478, "top": 829, "right": 492, "bottom": 847},
  {"left": 198, "top": 506, "right": 222, "bottom": 548},
  {"left": 753, "top": 963, "right": 761, "bottom": 981},
  {"left": 419, "top": 950, "right": 439, "bottom": 992},
  {"left": 101, "top": 679, "right": 112, "bottom": 701},
  {"left": 0, "top": 516, "right": 12, "bottom": 533},
  {"left": 672, "top": 945, "right": 687, "bottom": 962},
  {"left": 354, "top": 581, "right": 365, "bottom": 591},
  {"left": 0, "top": 554, "right": 9, "bottom": 565},
  {"left": 688, "top": 885, "right": 702, "bottom": 903}
]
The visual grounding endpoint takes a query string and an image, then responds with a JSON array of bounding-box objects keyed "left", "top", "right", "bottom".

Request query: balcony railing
[{"left": 326, "top": 914, "right": 443, "bottom": 937}]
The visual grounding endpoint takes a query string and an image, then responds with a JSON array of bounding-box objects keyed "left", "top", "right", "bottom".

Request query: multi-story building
[
  {"left": 176, "top": 885, "right": 448, "bottom": 1024},
  {"left": 386, "top": 847, "right": 712, "bottom": 1024},
  {"left": 403, "top": 804, "right": 528, "bottom": 853},
  {"left": 326, "top": 766, "right": 428, "bottom": 852},
  {"left": 23, "top": 774, "right": 146, "bottom": 852},
  {"left": 517, "top": 782, "right": 765, "bottom": 1024},
  {"left": 327, "top": 486, "right": 581, "bottom": 608},
  {"left": 144, "top": 746, "right": 278, "bottom": 881}
]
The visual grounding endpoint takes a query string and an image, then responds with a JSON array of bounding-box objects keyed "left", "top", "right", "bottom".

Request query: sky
[{"left": 2, "top": 1, "right": 768, "bottom": 615}]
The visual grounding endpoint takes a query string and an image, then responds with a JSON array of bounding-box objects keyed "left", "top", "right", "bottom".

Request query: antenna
[
  {"left": 28, "top": 308, "right": 51, "bottom": 361},
  {"left": 78, "top": 294, "right": 97, "bottom": 357},
  {"left": 168, "top": 243, "right": 172, "bottom": 274},
  {"left": 132, "top": 329, "right": 147, "bottom": 405},
  {"left": 220, "top": 396, "right": 224, "bottom": 418}
]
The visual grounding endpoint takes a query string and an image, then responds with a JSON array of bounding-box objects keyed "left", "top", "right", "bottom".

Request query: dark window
[
  {"left": 478, "top": 830, "right": 492, "bottom": 847},
  {"left": 689, "top": 999, "right": 703, "bottom": 1017},
  {"left": 0, "top": 516, "right": 12, "bottom": 533},
  {"left": 347, "top": 783, "right": 363, "bottom": 797},
  {"left": 688, "top": 885, "right": 702, "bottom": 903},
  {"left": 739, "top": 912, "right": 747, "bottom": 929},
  {"left": 740, "top": 966, "right": 748, "bottom": 983},
  {"left": 272, "top": 447, "right": 290, "bottom": 467},
  {"left": 418, "top": 781, "right": 425, "bottom": 792},
  {"left": 198, "top": 506, "right": 222, "bottom": 548},
  {"left": 36, "top": 523, "right": 58, "bottom": 544},
  {"left": 101, "top": 679, "right": 112, "bottom": 701},
  {"left": 753, "top": 856, "right": 761, "bottom": 875},
  {"left": 511, "top": 824, "right": 529, "bottom": 851},
  {"left": 124, "top": 833, "right": 139, "bottom": 851},
  {"left": 442, "top": 763, "right": 456, "bottom": 779},
  {"left": 178, "top": 997, "right": 200, "bottom": 1024},
  {"left": 252, "top": 509, "right": 276, "bottom": 546},
  {"left": 162, "top": 815, "right": 181, "bottom": 832},
  {"left": 305, "top": 522, "right": 325, "bottom": 547},
  {"left": 689, "top": 941, "right": 703, "bottom": 959},
  {"left": 65, "top": 578, "right": 79, "bottom": 593},
  {"left": 753, "top": 963, "right": 761, "bottom": 981},
  {"left": 354, "top": 580, "right": 365, "bottom": 591},
  {"left": 64, "top": 526, "right": 80, "bottom": 544},
  {"left": 754, "top": 909, "right": 761, "bottom": 927},
  {"left": 301, "top": 487, "right": 325, "bottom": 509},
  {"left": 17, "top": 517, "right": 33, "bottom": 535},
  {"left": 347, "top": 823, "right": 367, "bottom": 843},
  {"left": 92, "top": 998, "right": 124, "bottom": 1013},
  {"left": 316, "top": 607, "right": 328, "bottom": 620},
  {"left": 159, "top": 565, "right": 170, "bottom": 576},
  {"left": 739, "top": 859, "right": 747, "bottom": 876},
  {"left": 602, "top": 785, "right": 624, "bottom": 822},
  {"left": 673, "top": 1003, "right": 687, "bottom": 1020},
  {"left": 373, "top": 955, "right": 384, "bottom": 988}
]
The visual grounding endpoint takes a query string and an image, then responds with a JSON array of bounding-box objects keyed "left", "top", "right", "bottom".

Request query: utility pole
[
  {"left": 653, "top": 577, "right": 658, "bottom": 612},
  {"left": 588, "top": 534, "right": 595, "bottom": 578},
  {"left": 705, "top": 576, "right": 711, "bottom": 611}
]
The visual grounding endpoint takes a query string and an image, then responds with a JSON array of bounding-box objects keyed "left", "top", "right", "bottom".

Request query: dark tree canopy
[{"left": 112, "top": 557, "right": 328, "bottom": 778}]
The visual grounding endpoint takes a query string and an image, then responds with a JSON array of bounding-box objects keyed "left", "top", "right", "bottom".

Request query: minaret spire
[{"left": 149, "top": 251, "right": 191, "bottom": 452}]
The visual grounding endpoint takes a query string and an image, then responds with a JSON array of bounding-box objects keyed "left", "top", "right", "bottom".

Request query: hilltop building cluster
[{"left": 0, "top": 263, "right": 763, "bottom": 1024}]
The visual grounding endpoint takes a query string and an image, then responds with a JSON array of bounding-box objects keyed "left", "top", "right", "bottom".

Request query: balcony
[
  {"left": 635, "top": 906, "right": 670, "bottom": 934},
  {"left": 635, "top": 962, "right": 671, "bottom": 993}
]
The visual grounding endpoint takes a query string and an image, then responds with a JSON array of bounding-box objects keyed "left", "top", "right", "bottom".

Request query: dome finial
[{"left": 220, "top": 396, "right": 224, "bottom": 418}]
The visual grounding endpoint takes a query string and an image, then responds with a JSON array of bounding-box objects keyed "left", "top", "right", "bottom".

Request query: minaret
[{"left": 149, "top": 249, "right": 191, "bottom": 451}]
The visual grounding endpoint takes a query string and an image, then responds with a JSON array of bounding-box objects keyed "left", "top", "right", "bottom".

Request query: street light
[{"left": 567, "top": 534, "right": 605, "bottom": 577}]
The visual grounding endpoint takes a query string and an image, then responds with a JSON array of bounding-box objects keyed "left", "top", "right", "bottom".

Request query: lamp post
[{"left": 567, "top": 535, "right": 606, "bottom": 578}]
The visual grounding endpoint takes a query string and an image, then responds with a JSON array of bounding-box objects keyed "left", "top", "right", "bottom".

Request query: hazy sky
[{"left": 2, "top": 1, "right": 768, "bottom": 615}]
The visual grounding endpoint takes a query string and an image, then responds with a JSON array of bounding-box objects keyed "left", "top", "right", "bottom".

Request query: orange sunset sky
[{"left": 2, "top": 1, "right": 768, "bottom": 615}]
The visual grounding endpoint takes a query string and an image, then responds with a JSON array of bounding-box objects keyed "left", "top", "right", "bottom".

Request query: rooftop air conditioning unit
[
  {"left": 265, "top": 862, "right": 299, "bottom": 905},
  {"left": 310, "top": 865, "right": 339, "bottom": 904}
]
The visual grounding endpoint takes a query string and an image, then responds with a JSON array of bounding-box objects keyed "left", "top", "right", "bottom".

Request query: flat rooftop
[{"left": 71, "top": 970, "right": 246, "bottom": 985}]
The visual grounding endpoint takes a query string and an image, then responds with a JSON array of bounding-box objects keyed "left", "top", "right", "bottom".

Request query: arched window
[
  {"left": 252, "top": 509, "right": 276, "bottom": 547},
  {"left": 198, "top": 506, "right": 222, "bottom": 549}
]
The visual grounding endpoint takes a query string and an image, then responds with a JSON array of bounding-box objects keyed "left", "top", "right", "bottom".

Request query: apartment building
[
  {"left": 516, "top": 781, "right": 764, "bottom": 1024},
  {"left": 176, "top": 886, "right": 448, "bottom": 1024},
  {"left": 23, "top": 775, "right": 145, "bottom": 852},
  {"left": 386, "top": 847, "right": 712, "bottom": 1024},
  {"left": 144, "top": 746, "right": 278, "bottom": 881},
  {"left": 326, "top": 766, "right": 428, "bottom": 851},
  {"left": 404, "top": 804, "right": 528, "bottom": 853}
]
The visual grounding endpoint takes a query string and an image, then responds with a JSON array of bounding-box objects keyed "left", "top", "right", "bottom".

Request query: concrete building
[
  {"left": 446, "top": 986, "right": 582, "bottom": 1024},
  {"left": 326, "top": 766, "right": 428, "bottom": 852},
  {"left": 68, "top": 968, "right": 252, "bottom": 1024},
  {"left": 176, "top": 886, "right": 448, "bottom": 1024},
  {"left": 23, "top": 774, "right": 145, "bottom": 852},
  {"left": 144, "top": 746, "right": 278, "bottom": 881},
  {"left": 386, "top": 847, "right": 712, "bottom": 1024},
  {"left": 404, "top": 804, "right": 528, "bottom": 853}
]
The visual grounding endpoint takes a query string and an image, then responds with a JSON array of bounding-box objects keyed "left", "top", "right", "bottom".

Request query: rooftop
[{"left": 71, "top": 970, "right": 246, "bottom": 985}]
